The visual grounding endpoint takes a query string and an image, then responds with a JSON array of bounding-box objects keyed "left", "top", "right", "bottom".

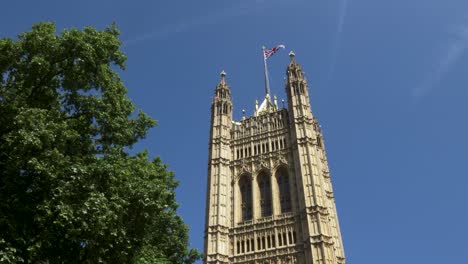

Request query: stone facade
[{"left": 204, "top": 53, "right": 346, "bottom": 264}]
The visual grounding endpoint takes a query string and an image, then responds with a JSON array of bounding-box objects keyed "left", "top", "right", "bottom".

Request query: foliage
[{"left": 0, "top": 22, "right": 201, "bottom": 263}]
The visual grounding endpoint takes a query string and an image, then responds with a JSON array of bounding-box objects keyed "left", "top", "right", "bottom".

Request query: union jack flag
[{"left": 263, "top": 44, "right": 285, "bottom": 60}]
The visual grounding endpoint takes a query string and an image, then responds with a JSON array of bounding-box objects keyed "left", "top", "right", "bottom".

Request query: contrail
[
  {"left": 123, "top": 5, "right": 251, "bottom": 46},
  {"left": 326, "top": 0, "right": 350, "bottom": 86},
  {"left": 413, "top": 23, "right": 468, "bottom": 98},
  {"left": 123, "top": 0, "right": 296, "bottom": 47}
]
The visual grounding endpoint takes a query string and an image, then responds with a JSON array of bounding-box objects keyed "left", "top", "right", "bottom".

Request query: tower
[{"left": 204, "top": 53, "right": 346, "bottom": 264}]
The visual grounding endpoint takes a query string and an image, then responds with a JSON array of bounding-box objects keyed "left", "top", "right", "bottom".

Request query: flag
[{"left": 263, "top": 44, "right": 285, "bottom": 60}]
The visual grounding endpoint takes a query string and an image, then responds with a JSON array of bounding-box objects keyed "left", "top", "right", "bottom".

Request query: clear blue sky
[{"left": 2, "top": 0, "right": 468, "bottom": 263}]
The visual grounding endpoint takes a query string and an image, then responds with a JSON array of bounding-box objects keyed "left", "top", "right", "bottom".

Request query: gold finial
[
  {"left": 220, "top": 70, "right": 226, "bottom": 77},
  {"left": 289, "top": 51, "right": 295, "bottom": 59}
]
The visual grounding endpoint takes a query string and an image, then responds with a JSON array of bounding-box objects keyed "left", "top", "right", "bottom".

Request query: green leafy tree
[{"left": 0, "top": 22, "right": 201, "bottom": 263}]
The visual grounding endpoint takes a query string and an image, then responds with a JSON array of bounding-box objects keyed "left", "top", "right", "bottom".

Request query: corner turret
[
  {"left": 204, "top": 70, "right": 233, "bottom": 263},
  {"left": 285, "top": 51, "right": 312, "bottom": 119},
  {"left": 212, "top": 70, "right": 232, "bottom": 117}
]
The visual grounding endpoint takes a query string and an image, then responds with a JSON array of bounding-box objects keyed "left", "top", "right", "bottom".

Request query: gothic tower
[{"left": 204, "top": 52, "right": 346, "bottom": 264}]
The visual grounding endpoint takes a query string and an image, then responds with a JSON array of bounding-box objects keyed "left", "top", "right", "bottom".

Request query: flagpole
[{"left": 262, "top": 46, "right": 271, "bottom": 98}]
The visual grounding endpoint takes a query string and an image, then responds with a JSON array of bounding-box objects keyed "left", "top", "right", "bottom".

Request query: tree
[{"left": 0, "top": 22, "right": 201, "bottom": 263}]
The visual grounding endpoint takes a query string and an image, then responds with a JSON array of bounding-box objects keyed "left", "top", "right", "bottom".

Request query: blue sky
[{"left": 2, "top": 0, "right": 468, "bottom": 263}]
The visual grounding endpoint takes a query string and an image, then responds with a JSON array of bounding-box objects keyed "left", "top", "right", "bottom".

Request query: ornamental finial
[{"left": 220, "top": 70, "right": 226, "bottom": 84}]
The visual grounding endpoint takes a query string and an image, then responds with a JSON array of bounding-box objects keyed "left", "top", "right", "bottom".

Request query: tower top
[
  {"left": 287, "top": 51, "right": 302, "bottom": 73},
  {"left": 289, "top": 50, "right": 295, "bottom": 58},
  {"left": 220, "top": 70, "right": 227, "bottom": 85},
  {"left": 216, "top": 69, "right": 230, "bottom": 90}
]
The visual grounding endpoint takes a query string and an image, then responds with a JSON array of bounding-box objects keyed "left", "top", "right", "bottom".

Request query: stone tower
[{"left": 204, "top": 52, "right": 346, "bottom": 264}]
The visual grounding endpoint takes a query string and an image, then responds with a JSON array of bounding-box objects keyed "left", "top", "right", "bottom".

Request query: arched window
[
  {"left": 277, "top": 167, "right": 292, "bottom": 213},
  {"left": 239, "top": 175, "right": 252, "bottom": 221},
  {"left": 258, "top": 172, "right": 272, "bottom": 217}
]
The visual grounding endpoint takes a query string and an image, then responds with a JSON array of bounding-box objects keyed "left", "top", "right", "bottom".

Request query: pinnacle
[{"left": 219, "top": 70, "right": 227, "bottom": 85}]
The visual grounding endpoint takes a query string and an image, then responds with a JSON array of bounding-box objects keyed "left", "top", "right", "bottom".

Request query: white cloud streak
[
  {"left": 413, "top": 23, "right": 468, "bottom": 98},
  {"left": 123, "top": 5, "right": 251, "bottom": 46},
  {"left": 326, "top": 0, "right": 350, "bottom": 84},
  {"left": 123, "top": 0, "right": 295, "bottom": 47}
]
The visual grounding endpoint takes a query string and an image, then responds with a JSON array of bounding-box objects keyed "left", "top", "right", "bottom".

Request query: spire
[
  {"left": 215, "top": 70, "right": 231, "bottom": 95},
  {"left": 213, "top": 70, "right": 232, "bottom": 117},
  {"left": 287, "top": 51, "right": 304, "bottom": 80},
  {"left": 285, "top": 50, "right": 311, "bottom": 115},
  {"left": 220, "top": 70, "right": 226, "bottom": 85},
  {"left": 287, "top": 51, "right": 301, "bottom": 71},
  {"left": 288, "top": 51, "right": 296, "bottom": 69}
]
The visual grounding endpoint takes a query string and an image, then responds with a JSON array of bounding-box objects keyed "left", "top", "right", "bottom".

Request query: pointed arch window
[
  {"left": 258, "top": 172, "right": 272, "bottom": 217},
  {"left": 239, "top": 176, "right": 252, "bottom": 221},
  {"left": 277, "top": 167, "right": 292, "bottom": 213}
]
